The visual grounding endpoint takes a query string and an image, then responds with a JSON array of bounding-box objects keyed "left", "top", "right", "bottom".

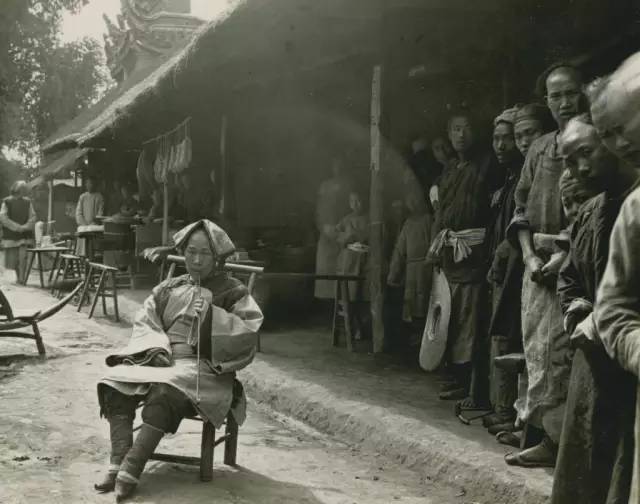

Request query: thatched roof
[
  {"left": 39, "top": 6, "right": 215, "bottom": 156},
  {"left": 44, "top": 0, "right": 387, "bottom": 151},
  {"left": 27, "top": 148, "right": 88, "bottom": 188}
]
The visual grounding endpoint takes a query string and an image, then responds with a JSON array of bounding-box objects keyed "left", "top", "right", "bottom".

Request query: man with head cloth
[
  {"left": 592, "top": 51, "right": 640, "bottom": 503},
  {"left": 485, "top": 103, "right": 549, "bottom": 435},
  {"left": 505, "top": 63, "right": 584, "bottom": 467},
  {"left": 482, "top": 107, "right": 526, "bottom": 431}
]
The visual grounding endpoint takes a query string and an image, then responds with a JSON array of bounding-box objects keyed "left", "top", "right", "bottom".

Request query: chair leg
[
  {"left": 36, "top": 252, "right": 45, "bottom": 288},
  {"left": 47, "top": 252, "right": 58, "bottom": 288},
  {"left": 77, "top": 266, "right": 93, "bottom": 312},
  {"left": 52, "top": 258, "right": 65, "bottom": 297},
  {"left": 101, "top": 275, "right": 108, "bottom": 316},
  {"left": 111, "top": 271, "right": 120, "bottom": 322},
  {"left": 89, "top": 270, "right": 106, "bottom": 319},
  {"left": 200, "top": 421, "right": 215, "bottom": 482},
  {"left": 32, "top": 321, "right": 45, "bottom": 356},
  {"left": 224, "top": 413, "right": 238, "bottom": 466}
]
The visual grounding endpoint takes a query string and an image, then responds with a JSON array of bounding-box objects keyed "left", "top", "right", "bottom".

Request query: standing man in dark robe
[
  {"left": 482, "top": 107, "right": 524, "bottom": 432},
  {"left": 487, "top": 104, "right": 548, "bottom": 437},
  {"left": 427, "top": 108, "right": 493, "bottom": 403},
  {"left": 505, "top": 64, "right": 584, "bottom": 468},
  {"left": 551, "top": 104, "right": 638, "bottom": 503}
]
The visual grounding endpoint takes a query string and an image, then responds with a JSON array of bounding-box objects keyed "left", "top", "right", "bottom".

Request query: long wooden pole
[
  {"left": 369, "top": 64, "right": 384, "bottom": 353},
  {"left": 162, "top": 181, "right": 169, "bottom": 245},
  {"left": 47, "top": 180, "right": 53, "bottom": 235},
  {"left": 219, "top": 115, "right": 228, "bottom": 219}
]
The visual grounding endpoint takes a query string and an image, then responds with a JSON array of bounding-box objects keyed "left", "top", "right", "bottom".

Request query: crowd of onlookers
[{"left": 389, "top": 53, "right": 640, "bottom": 502}]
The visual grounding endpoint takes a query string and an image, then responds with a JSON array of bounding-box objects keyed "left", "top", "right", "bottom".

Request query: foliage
[{"left": 0, "top": 0, "right": 113, "bottom": 167}]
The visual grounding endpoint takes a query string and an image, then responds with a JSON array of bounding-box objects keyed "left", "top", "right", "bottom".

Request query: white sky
[{"left": 61, "top": 0, "right": 233, "bottom": 43}]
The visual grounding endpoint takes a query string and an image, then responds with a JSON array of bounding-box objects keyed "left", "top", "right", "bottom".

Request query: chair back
[
  {"left": 0, "top": 288, "right": 15, "bottom": 320},
  {"left": 164, "top": 254, "right": 263, "bottom": 295}
]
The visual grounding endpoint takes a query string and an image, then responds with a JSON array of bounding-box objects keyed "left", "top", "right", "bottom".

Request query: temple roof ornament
[{"left": 104, "top": 0, "right": 204, "bottom": 82}]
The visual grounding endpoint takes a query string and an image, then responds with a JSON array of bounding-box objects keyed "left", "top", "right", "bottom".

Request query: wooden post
[
  {"left": 369, "top": 64, "right": 385, "bottom": 353},
  {"left": 47, "top": 180, "right": 54, "bottom": 235},
  {"left": 219, "top": 115, "right": 228, "bottom": 219},
  {"left": 162, "top": 181, "right": 169, "bottom": 245}
]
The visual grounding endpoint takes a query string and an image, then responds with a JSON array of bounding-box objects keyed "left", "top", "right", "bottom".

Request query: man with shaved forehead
[
  {"left": 593, "top": 51, "right": 640, "bottom": 503},
  {"left": 552, "top": 112, "right": 637, "bottom": 503},
  {"left": 506, "top": 63, "right": 584, "bottom": 468},
  {"left": 427, "top": 107, "right": 493, "bottom": 405}
]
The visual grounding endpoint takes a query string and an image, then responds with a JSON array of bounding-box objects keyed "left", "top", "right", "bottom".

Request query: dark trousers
[{"left": 102, "top": 384, "right": 195, "bottom": 434}]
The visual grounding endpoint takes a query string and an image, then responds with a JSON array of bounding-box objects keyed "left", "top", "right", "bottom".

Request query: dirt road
[{"left": 0, "top": 284, "right": 465, "bottom": 504}]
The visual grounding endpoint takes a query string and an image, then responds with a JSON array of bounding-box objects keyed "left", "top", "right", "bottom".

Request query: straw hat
[{"left": 419, "top": 268, "right": 451, "bottom": 372}]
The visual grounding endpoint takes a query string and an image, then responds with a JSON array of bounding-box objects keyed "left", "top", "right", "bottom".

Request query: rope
[{"left": 142, "top": 117, "right": 192, "bottom": 146}]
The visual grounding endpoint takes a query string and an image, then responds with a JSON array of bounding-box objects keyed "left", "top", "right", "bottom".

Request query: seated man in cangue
[{"left": 94, "top": 219, "right": 264, "bottom": 502}]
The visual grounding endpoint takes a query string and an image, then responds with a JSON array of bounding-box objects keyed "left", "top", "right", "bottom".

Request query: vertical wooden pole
[
  {"left": 47, "top": 180, "right": 54, "bottom": 235},
  {"left": 219, "top": 115, "right": 228, "bottom": 219},
  {"left": 162, "top": 181, "right": 169, "bottom": 245},
  {"left": 369, "top": 64, "right": 384, "bottom": 353}
]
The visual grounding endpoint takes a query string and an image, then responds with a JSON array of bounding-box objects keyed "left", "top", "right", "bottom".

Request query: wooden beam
[
  {"left": 162, "top": 181, "right": 169, "bottom": 245},
  {"left": 219, "top": 115, "right": 228, "bottom": 218},
  {"left": 47, "top": 180, "right": 54, "bottom": 235},
  {"left": 369, "top": 64, "right": 384, "bottom": 353}
]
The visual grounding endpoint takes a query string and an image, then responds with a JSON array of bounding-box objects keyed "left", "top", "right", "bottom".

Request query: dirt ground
[{"left": 0, "top": 281, "right": 466, "bottom": 504}]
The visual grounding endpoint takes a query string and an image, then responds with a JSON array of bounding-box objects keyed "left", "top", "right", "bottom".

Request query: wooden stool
[
  {"left": 50, "top": 253, "right": 85, "bottom": 298},
  {"left": 77, "top": 262, "right": 120, "bottom": 321},
  {"left": 25, "top": 246, "right": 70, "bottom": 288}
]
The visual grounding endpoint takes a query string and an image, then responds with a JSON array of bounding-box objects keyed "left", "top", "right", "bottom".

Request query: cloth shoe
[
  {"left": 115, "top": 423, "right": 164, "bottom": 502},
  {"left": 482, "top": 411, "right": 515, "bottom": 428},
  {"left": 504, "top": 435, "right": 557, "bottom": 468},
  {"left": 488, "top": 421, "right": 517, "bottom": 435},
  {"left": 95, "top": 414, "right": 133, "bottom": 493}
]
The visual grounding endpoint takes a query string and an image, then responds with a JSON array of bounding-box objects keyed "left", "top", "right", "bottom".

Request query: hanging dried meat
[{"left": 136, "top": 143, "right": 156, "bottom": 207}]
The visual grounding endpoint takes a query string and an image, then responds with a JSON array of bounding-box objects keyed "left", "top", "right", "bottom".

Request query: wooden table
[
  {"left": 26, "top": 246, "right": 70, "bottom": 288},
  {"left": 259, "top": 272, "right": 365, "bottom": 352}
]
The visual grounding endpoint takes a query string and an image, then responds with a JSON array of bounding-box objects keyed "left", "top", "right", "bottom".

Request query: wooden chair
[
  {"left": 0, "top": 281, "right": 83, "bottom": 356},
  {"left": 142, "top": 255, "right": 263, "bottom": 481}
]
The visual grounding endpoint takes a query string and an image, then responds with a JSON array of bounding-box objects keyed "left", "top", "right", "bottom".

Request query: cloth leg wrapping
[
  {"left": 117, "top": 423, "right": 165, "bottom": 485},
  {"left": 101, "top": 387, "right": 139, "bottom": 471},
  {"left": 109, "top": 415, "right": 134, "bottom": 468}
]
